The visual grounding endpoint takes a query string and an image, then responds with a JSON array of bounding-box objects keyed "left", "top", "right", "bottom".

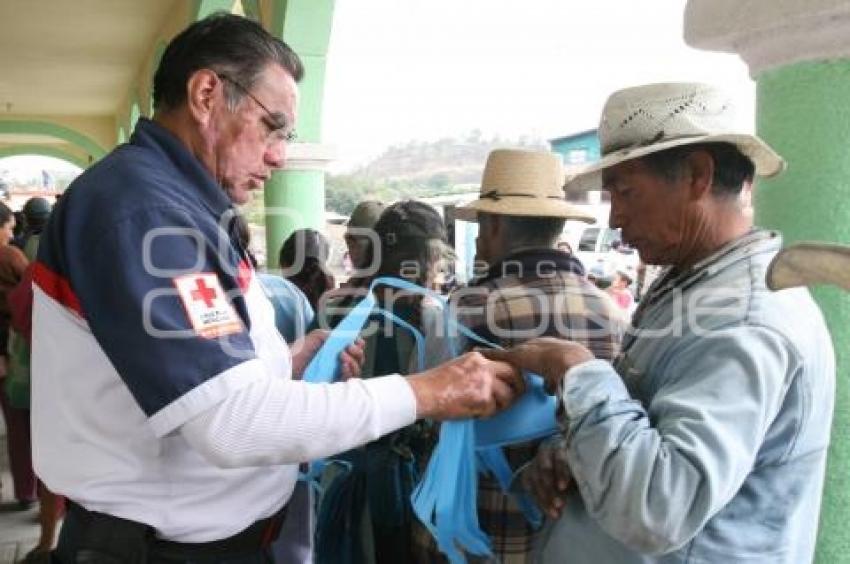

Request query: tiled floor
[{"left": 0, "top": 420, "right": 42, "bottom": 564}]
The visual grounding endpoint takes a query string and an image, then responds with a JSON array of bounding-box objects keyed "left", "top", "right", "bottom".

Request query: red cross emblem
[{"left": 190, "top": 277, "right": 217, "bottom": 308}]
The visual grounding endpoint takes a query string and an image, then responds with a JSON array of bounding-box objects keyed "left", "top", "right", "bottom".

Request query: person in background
[
  {"left": 0, "top": 201, "right": 34, "bottom": 511},
  {"left": 8, "top": 208, "right": 66, "bottom": 564},
  {"left": 279, "top": 227, "right": 336, "bottom": 312},
  {"left": 606, "top": 269, "right": 634, "bottom": 311},
  {"left": 413, "top": 150, "right": 623, "bottom": 563},
  {"left": 233, "top": 214, "right": 313, "bottom": 343},
  {"left": 556, "top": 240, "right": 574, "bottom": 255},
  {"left": 314, "top": 200, "right": 454, "bottom": 564},
  {"left": 343, "top": 200, "right": 386, "bottom": 288},
  {"left": 10, "top": 210, "right": 25, "bottom": 246},
  {"left": 16, "top": 197, "right": 52, "bottom": 260}
]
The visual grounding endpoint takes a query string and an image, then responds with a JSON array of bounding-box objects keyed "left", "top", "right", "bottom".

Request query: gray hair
[{"left": 153, "top": 13, "right": 303, "bottom": 112}]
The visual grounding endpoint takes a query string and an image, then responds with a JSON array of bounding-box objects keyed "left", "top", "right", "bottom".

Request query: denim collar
[{"left": 653, "top": 229, "right": 780, "bottom": 294}]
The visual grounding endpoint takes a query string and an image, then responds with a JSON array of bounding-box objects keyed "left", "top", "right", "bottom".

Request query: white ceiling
[{"left": 0, "top": 0, "right": 180, "bottom": 117}]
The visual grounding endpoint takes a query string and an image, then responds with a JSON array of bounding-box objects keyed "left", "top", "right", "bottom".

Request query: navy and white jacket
[{"left": 31, "top": 119, "right": 414, "bottom": 542}]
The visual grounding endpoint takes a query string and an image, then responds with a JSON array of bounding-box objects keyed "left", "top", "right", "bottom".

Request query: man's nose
[
  {"left": 265, "top": 141, "right": 287, "bottom": 169},
  {"left": 609, "top": 199, "right": 624, "bottom": 229}
]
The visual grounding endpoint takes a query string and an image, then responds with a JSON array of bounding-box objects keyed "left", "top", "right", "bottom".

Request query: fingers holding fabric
[
  {"left": 340, "top": 338, "right": 366, "bottom": 380},
  {"left": 407, "top": 351, "right": 525, "bottom": 420},
  {"left": 479, "top": 337, "right": 595, "bottom": 394}
]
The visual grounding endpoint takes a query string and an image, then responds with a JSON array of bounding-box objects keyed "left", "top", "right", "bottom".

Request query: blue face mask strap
[
  {"left": 363, "top": 277, "right": 556, "bottom": 559},
  {"left": 302, "top": 291, "right": 377, "bottom": 384},
  {"left": 476, "top": 447, "right": 544, "bottom": 529},
  {"left": 298, "top": 276, "right": 552, "bottom": 558}
]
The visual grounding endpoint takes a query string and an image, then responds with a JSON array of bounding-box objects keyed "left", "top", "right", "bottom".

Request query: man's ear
[
  {"left": 684, "top": 150, "right": 715, "bottom": 201},
  {"left": 185, "top": 69, "right": 222, "bottom": 126}
]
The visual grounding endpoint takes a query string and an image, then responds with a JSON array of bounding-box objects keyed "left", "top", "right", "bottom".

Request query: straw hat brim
[
  {"left": 766, "top": 242, "right": 850, "bottom": 292},
  {"left": 454, "top": 196, "right": 596, "bottom": 223},
  {"left": 566, "top": 133, "right": 786, "bottom": 193}
]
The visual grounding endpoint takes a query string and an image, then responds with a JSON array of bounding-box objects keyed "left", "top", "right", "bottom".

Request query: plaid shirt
[{"left": 412, "top": 248, "right": 625, "bottom": 564}]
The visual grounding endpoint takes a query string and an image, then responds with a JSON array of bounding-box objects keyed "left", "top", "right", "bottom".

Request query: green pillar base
[
  {"left": 263, "top": 169, "right": 325, "bottom": 269},
  {"left": 756, "top": 59, "right": 850, "bottom": 563}
]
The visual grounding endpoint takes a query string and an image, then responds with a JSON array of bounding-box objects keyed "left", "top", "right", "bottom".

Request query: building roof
[{"left": 549, "top": 128, "right": 598, "bottom": 144}]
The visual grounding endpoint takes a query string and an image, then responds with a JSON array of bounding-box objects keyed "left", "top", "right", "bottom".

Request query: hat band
[
  {"left": 603, "top": 131, "right": 706, "bottom": 155},
  {"left": 480, "top": 190, "right": 564, "bottom": 202}
]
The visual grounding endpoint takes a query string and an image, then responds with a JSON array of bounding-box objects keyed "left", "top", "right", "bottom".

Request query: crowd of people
[
  {"left": 0, "top": 195, "right": 66, "bottom": 563},
  {"left": 0, "top": 12, "right": 836, "bottom": 564}
]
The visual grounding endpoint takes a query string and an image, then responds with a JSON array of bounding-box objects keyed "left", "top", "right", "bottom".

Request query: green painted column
[
  {"left": 263, "top": 0, "right": 335, "bottom": 268},
  {"left": 685, "top": 1, "right": 850, "bottom": 560},
  {"left": 193, "top": 0, "right": 235, "bottom": 20},
  {"left": 263, "top": 168, "right": 325, "bottom": 269},
  {"left": 757, "top": 61, "right": 850, "bottom": 562}
]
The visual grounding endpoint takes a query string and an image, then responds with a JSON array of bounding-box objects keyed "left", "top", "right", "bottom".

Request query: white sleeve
[{"left": 180, "top": 374, "right": 417, "bottom": 468}]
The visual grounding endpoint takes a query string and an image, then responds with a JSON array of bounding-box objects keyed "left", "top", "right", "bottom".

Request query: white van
[{"left": 573, "top": 226, "right": 639, "bottom": 282}]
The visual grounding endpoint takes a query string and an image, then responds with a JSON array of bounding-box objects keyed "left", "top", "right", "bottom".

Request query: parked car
[{"left": 573, "top": 226, "right": 639, "bottom": 287}]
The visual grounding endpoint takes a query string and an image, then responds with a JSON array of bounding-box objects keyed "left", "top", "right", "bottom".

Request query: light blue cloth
[
  {"left": 537, "top": 230, "right": 835, "bottom": 563},
  {"left": 257, "top": 273, "right": 314, "bottom": 343}
]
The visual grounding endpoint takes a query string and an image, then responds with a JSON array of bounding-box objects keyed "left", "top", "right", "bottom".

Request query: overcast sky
[
  {"left": 321, "top": 0, "right": 755, "bottom": 171},
  {"left": 0, "top": 1, "right": 755, "bottom": 179}
]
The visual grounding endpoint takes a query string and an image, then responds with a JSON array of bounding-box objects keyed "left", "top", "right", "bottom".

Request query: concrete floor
[{"left": 0, "top": 417, "right": 42, "bottom": 564}]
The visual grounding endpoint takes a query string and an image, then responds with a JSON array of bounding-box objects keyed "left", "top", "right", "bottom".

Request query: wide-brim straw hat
[
  {"left": 566, "top": 82, "right": 786, "bottom": 193},
  {"left": 455, "top": 149, "right": 595, "bottom": 223}
]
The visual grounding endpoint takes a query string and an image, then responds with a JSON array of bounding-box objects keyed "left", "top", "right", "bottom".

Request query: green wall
[
  {"left": 756, "top": 59, "right": 850, "bottom": 563},
  {"left": 263, "top": 0, "right": 335, "bottom": 267}
]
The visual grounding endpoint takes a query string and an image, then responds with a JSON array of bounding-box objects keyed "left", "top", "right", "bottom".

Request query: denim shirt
[{"left": 537, "top": 230, "right": 835, "bottom": 563}]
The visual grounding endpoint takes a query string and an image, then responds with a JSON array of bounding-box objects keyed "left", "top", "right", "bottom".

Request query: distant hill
[{"left": 326, "top": 131, "right": 547, "bottom": 215}]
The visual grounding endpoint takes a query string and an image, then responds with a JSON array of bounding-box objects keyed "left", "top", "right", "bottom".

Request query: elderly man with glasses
[{"left": 30, "top": 14, "right": 523, "bottom": 563}]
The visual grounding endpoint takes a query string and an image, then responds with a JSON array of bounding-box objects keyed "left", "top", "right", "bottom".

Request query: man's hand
[
  {"left": 521, "top": 439, "right": 573, "bottom": 519},
  {"left": 407, "top": 352, "right": 525, "bottom": 420},
  {"left": 290, "top": 330, "right": 365, "bottom": 380},
  {"left": 480, "top": 337, "right": 594, "bottom": 394}
]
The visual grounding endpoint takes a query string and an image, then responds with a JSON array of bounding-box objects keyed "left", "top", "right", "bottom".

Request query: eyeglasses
[{"left": 217, "top": 73, "right": 297, "bottom": 144}]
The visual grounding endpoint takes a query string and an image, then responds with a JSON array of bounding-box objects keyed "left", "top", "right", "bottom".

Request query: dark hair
[
  {"left": 279, "top": 229, "right": 331, "bottom": 267},
  {"left": 230, "top": 212, "right": 258, "bottom": 268},
  {"left": 640, "top": 142, "right": 755, "bottom": 198},
  {"left": 279, "top": 229, "right": 334, "bottom": 311},
  {"left": 22, "top": 197, "right": 51, "bottom": 232},
  {"left": 0, "top": 202, "right": 13, "bottom": 228},
  {"left": 11, "top": 210, "right": 24, "bottom": 238},
  {"left": 373, "top": 201, "right": 449, "bottom": 285},
  {"left": 493, "top": 214, "right": 566, "bottom": 248},
  {"left": 153, "top": 13, "right": 304, "bottom": 112}
]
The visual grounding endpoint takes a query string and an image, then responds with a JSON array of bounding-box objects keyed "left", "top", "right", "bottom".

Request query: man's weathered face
[
  {"left": 213, "top": 63, "right": 298, "bottom": 205},
  {"left": 603, "top": 159, "right": 691, "bottom": 266}
]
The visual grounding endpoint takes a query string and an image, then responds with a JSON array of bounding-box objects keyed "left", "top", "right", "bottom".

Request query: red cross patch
[{"left": 173, "top": 273, "right": 243, "bottom": 338}]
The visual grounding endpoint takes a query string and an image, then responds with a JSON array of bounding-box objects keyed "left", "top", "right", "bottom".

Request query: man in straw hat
[
  {"left": 484, "top": 83, "right": 835, "bottom": 563},
  {"left": 413, "top": 149, "right": 625, "bottom": 563}
]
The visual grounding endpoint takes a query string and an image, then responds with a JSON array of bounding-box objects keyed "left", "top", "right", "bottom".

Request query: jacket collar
[
  {"left": 647, "top": 229, "right": 781, "bottom": 301},
  {"left": 130, "top": 118, "right": 233, "bottom": 218},
  {"left": 473, "top": 247, "right": 585, "bottom": 286}
]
